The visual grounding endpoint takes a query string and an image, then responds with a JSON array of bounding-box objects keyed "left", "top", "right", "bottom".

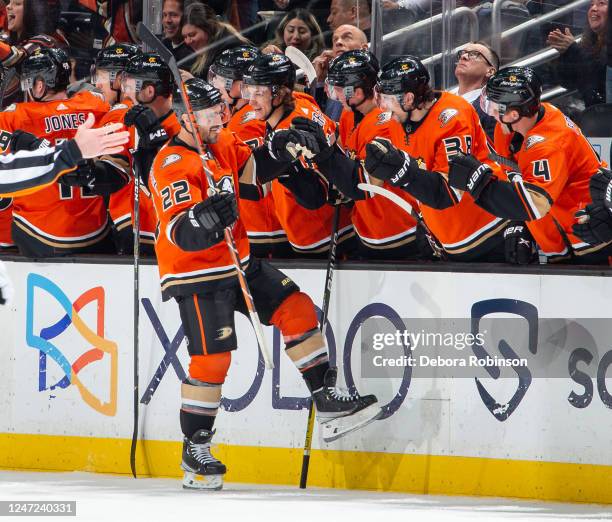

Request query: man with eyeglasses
[{"left": 452, "top": 41, "right": 499, "bottom": 140}]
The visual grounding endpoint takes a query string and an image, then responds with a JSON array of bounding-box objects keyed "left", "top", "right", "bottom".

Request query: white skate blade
[
  {"left": 182, "top": 471, "right": 224, "bottom": 491},
  {"left": 319, "top": 403, "right": 382, "bottom": 443}
]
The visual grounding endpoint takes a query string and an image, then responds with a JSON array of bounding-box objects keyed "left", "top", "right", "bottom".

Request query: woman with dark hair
[
  {"left": 262, "top": 9, "right": 325, "bottom": 60},
  {"left": 547, "top": 0, "right": 608, "bottom": 107},
  {"left": 6, "top": 0, "right": 61, "bottom": 44},
  {"left": 181, "top": 2, "right": 250, "bottom": 78}
]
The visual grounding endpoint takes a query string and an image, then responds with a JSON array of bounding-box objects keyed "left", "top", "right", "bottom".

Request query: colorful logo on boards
[{"left": 25, "top": 273, "right": 118, "bottom": 416}]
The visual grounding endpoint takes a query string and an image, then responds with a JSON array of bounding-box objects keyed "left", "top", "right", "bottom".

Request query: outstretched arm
[{"left": 0, "top": 114, "right": 129, "bottom": 198}]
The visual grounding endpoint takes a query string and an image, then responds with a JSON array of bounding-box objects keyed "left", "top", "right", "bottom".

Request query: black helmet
[
  {"left": 124, "top": 52, "right": 173, "bottom": 98},
  {"left": 327, "top": 50, "right": 379, "bottom": 96},
  {"left": 93, "top": 43, "right": 140, "bottom": 83},
  {"left": 210, "top": 45, "right": 260, "bottom": 81},
  {"left": 485, "top": 66, "right": 542, "bottom": 118},
  {"left": 20, "top": 47, "right": 71, "bottom": 98},
  {"left": 173, "top": 78, "right": 223, "bottom": 118},
  {"left": 378, "top": 55, "right": 430, "bottom": 105},
  {"left": 242, "top": 53, "right": 296, "bottom": 95}
]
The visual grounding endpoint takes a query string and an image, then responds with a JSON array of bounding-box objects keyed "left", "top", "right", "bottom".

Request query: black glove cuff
[{"left": 468, "top": 167, "right": 493, "bottom": 200}]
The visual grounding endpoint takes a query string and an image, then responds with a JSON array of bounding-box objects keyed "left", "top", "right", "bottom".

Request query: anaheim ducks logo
[
  {"left": 148, "top": 56, "right": 157, "bottom": 63},
  {"left": 116, "top": 47, "right": 124, "bottom": 54},
  {"left": 242, "top": 51, "right": 251, "bottom": 58},
  {"left": 401, "top": 63, "right": 409, "bottom": 70},
  {"left": 162, "top": 153, "right": 182, "bottom": 168},
  {"left": 524, "top": 135, "right": 545, "bottom": 150},
  {"left": 241, "top": 110, "right": 257, "bottom": 124},
  {"left": 216, "top": 326, "right": 233, "bottom": 341},
  {"left": 271, "top": 54, "right": 283, "bottom": 62},
  {"left": 509, "top": 75, "right": 518, "bottom": 82},
  {"left": 438, "top": 108, "right": 458, "bottom": 128},
  {"left": 376, "top": 111, "right": 392, "bottom": 125},
  {"left": 416, "top": 157, "right": 427, "bottom": 170}
]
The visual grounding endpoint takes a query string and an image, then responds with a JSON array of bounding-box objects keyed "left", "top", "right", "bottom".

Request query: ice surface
[{"left": 0, "top": 471, "right": 610, "bottom": 521}]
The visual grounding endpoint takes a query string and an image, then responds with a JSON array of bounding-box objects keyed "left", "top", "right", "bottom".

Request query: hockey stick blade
[
  {"left": 285, "top": 46, "right": 317, "bottom": 85},
  {"left": 357, "top": 182, "right": 414, "bottom": 215}
]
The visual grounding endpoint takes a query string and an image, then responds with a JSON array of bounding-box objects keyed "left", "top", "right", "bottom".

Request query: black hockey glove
[
  {"left": 573, "top": 204, "right": 612, "bottom": 245},
  {"left": 364, "top": 137, "right": 417, "bottom": 187},
  {"left": 124, "top": 105, "right": 169, "bottom": 150},
  {"left": 290, "top": 116, "right": 333, "bottom": 160},
  {"left": 190, "top": 191, "right": 238, "bottom": 234},
  {"left": 504, "top": 222, "right": 536, "bottom": 264},
  {"left": 59, "top": 160, "right": 96, "bottom": 189},
  {"left": 268, "top": 128, "right": 320, "bottom": 163},
  {"left": 589, "top": 168, "right": 612, "bottom": 210},
  {"left": 448, "top": 153, "right": 493, "bottom": 200},
  {"left": 8, "top": 130, "right": 48, "bottom": 151}
]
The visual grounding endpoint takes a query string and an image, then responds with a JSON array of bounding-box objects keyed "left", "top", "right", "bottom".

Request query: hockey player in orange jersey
[
  {"left": 208, "top": 46, "right": 292, "bottom": 258},
  {"left": 91, "top": 48, "right": 181, "bottom": 255},
  {"left": 295, "top": 50, "right": 421, "bottom": 259},
  {"left": 447, "top": 66, "right": 611, "bottom": 263},
  {"left": 0, "top": 47, "right": 113, "bottom": 257},
  {"left": 149, "top": 78, "right": 379, "bottom": 490},
  {"left": 313, "top": 55, "right": 508, "bottom": 261},
  {"left": 241, "top": 53, "right": 356, "bottom": 257}
]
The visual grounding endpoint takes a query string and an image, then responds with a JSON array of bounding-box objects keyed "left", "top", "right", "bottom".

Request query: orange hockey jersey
[
  {"left": 150, "top": 128, "right": 251, "bottom": 300},
  {"left": 399, "top": 91, "right": 507, "bottom": 257},
  {"left": 493, "top": 103, "right": 605, "bottom": 259},
  {"left": 271, "top": 93, "right": 353, "bottom": 254},
  {"left": 227, "top": 103, "right": 288, "bottom": 249},
  {"left": 339, "top": 108, "right": 418, "bottom": 249},
  {"left": 99, "top": 101, "right": 181, "bottom": 252},
  {"left": 0, "top": 91, "right": 110, "bottom": 252}
]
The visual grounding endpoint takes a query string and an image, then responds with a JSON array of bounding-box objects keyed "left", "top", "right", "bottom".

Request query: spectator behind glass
[
  {"left": 451, "top": 41, "right": 499, "bottom": 140},
  {"left": 162, "top": 0, "right": 192, "bottom": 62},
  {"left": 327, "top": 0, "right": 371, "bottom": 38},
  {"left": 313, "top": 24, "right": 368, "bottom": 82},
  {"left": 6, "top": 0, "right": 60, "bottom": 44},
  {"left": 311, "top": 24, "right": 368, "bottom": 120},
  {"left": 181, "top": 2, "right": 249, "bottom": 78},
  {"left": 547, "top": 0, "right": 608, "bottom": 107},
  {"left": 262, "top": 9, "right": 324, "bottom": 60}
]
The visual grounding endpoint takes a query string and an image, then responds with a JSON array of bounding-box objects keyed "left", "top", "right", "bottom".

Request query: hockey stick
[
  {"left": 488, "top": 151, "right": 520, "bottom": 172},
  {"left": 129, "top": 132, "right": 141, "bottom": 479},
  {"left": 285, "top": 46, "right": 317, "bottom": 86},
  {"left": 357, "top": 181, "right": 447, "bottom": 260},
  {"left": 357, "top": 182, "right": 414, "bottom": 215},
  {"left": 137, "top": 22, "right": 274, "bottom": 370},
  {"left": 299, "top": 203, "right": 341, "bottom": 489}
]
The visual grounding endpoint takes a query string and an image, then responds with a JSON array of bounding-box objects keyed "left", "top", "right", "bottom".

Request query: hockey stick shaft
[
  {"left": 299, "top": 204, "right": 341, "bottom": 489},
  {"left": 488, "top": 152, "right": 520, "bottom": 172},
  {"left": 130, "top": 133, "right": 141, "bottom": 479},
  {"left": 357, "top": 181, "right": 447, "bottom": 260},
  {"left": 137, "top": 22, "right": 273, "bottom": 370}
]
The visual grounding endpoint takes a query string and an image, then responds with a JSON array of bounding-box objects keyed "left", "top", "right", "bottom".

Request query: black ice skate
[
  {"left": 312, "top": 367, "right": 381, "bottom": 443},
  {"left": 181, "top": 429, "right": 226, "bottom": 490}
]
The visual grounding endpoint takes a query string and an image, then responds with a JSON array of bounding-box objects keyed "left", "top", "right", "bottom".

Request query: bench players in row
[{"left": 2, "top": 38, "right": 610, "bottom": 491}]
